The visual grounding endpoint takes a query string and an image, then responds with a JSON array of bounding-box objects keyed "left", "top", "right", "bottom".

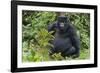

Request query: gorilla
[{"left": 48, "top": 16, "right": 80, "bottom": 58}]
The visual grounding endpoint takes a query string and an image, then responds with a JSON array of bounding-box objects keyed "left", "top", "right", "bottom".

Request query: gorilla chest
[{"left": 53, "top": 32, "right": 72, "bottom": 48}]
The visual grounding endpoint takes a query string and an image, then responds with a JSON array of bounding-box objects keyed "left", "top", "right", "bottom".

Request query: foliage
[
  {"left": 51, "top": 53, "right": 65, "bottom": 61},
  {"left": 22, "top": 11, "right": 90, "bottom": 62},
  {"left": 23, "top": 28, "right": 55, "bottom": 62},
  {"left": 66, "top": 13, "right": 90, "bottom": 49}
]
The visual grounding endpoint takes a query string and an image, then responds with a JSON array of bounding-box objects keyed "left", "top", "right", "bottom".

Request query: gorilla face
[{"left": 57, "top": 16, "right": 69, "bottom": 32}]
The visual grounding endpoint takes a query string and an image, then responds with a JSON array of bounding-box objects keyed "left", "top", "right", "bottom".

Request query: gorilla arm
[{"left": 48, "top": 23, "right": 57, "bottom": 35}]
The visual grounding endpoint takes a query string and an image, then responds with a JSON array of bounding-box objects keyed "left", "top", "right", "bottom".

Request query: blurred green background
[{"left": 22, "top": 11, "right": 90, "bottom": 62}]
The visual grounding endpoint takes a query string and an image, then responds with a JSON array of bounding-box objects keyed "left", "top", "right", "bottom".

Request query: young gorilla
[{"left": 48, "top": 16, "right": 80, "bottom": 58}]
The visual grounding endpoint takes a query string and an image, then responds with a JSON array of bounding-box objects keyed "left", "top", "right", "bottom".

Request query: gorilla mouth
[{"left": 60, "top": 23, "right": 64, "bottom": 28}]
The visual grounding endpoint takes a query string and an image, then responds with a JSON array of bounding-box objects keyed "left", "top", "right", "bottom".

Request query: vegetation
[{"left": 22, "top": 11, "right": 90, "bottom": 62}]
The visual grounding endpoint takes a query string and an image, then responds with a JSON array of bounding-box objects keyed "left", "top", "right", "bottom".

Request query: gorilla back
[{"left": 48, "top": 16, "right": 80, "bottom": 58}]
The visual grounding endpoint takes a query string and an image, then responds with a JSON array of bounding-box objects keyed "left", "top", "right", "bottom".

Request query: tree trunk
[{"left": 56, "top": 12, "right": 66, "bottom": 16}]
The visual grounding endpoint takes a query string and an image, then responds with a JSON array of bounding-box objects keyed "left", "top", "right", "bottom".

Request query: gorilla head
[{"left": 57, "top": 16, "right": 69, "bottom": 32}]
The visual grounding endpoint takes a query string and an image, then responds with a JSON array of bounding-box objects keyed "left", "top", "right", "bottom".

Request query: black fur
[{"left": 48, "top": 16, "right": 80, "bottom": 58}]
